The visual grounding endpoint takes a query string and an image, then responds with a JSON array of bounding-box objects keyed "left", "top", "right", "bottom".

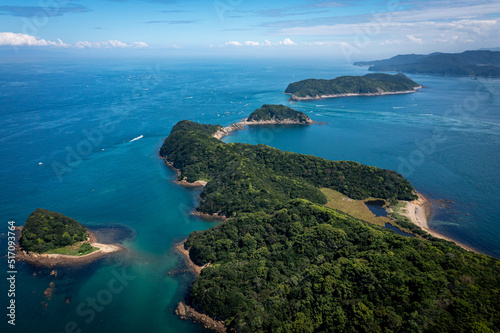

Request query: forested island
[
  {"left": 213, "top": 104, "right": 314, "bottom": 140},
  {"left": 354, "top": 50, "right": 500, "bottom": 77},
  {"left": 161, "top": 117, "right": 500, "bottom": 332},
  {"left": 285, "top": 73, "right": 421, "bottom": 101},
  {"left": 18, "top": 208, "right": 122, "bottom": 266}
]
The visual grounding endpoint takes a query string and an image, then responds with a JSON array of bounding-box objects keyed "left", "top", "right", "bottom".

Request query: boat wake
[{"left": 130, "top": 135, "right": 144, "bottom": 142}]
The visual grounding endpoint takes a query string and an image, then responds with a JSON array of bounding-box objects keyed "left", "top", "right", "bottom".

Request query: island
[
  {"left": 161, "top": 118, "right": 500, "bottom": 332},
  {"left": 354, "top": 50, "right": 500, "bottom": 77},
  {"left": 285, "top": 73, "right": 421, "bottom": 101},
  {"left": 18, "top": 208, "right": 123, "bottom": 267},
  {"left": 213, "top": 104, "right": 314, "bottom": 140}
]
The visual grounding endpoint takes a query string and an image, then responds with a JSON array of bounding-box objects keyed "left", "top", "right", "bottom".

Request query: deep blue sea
[{"left": 0, "top": 57, "right": 499, "bottom": 333}]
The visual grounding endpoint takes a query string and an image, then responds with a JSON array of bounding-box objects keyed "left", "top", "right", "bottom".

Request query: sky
[{"left": 0, "top": 0, "right": 499, "bottom": 60}]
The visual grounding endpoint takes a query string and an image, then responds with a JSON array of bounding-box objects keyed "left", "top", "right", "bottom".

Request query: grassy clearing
[
  {"left": 321, "top": 188, "right": 391, "bottom": 226},
  {"left": 45, "top": 242, "right": 98, "bottom": 256}
]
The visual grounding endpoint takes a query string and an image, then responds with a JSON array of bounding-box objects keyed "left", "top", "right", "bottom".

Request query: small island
[
  {"left": 354, "top": 50, "right": 500, "bottom": 77},
  {"left": 213, "top": 104, "right": 314, "bottom": 140},
  {"left": 285, "top": 73, "right": 421, "bottom": 101},
  {"left": 18, "top": 208, "right": 122, "bottom": 267}
]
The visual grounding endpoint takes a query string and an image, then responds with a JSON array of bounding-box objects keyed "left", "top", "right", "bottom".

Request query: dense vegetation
[
  {"left": 186, "top": 200, "right": 500, "bottom": 332},
  {"left": 354, "top": 50, "right": 500, "bottom": 77},
  {"left": 160, "top": 120, "right": 416, "bottom": 217},
  {"left": 247, "top": 104, "right": 313, "bottom": 124},
  {"left": 20, "top": 208, "right": 88, "bottom": 253},
  {"left": 162, "top": 120, "right": 500, "bottom": 332},
  {"left": 285, "top": 73, "right": 420, "bottom": 99}
]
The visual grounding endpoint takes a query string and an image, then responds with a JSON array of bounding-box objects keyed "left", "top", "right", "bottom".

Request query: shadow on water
[{"left": 88, "top": 223, "right": 137, "bottom": 244}]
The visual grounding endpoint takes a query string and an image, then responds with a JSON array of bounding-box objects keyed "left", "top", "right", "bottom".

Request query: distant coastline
[{"left": 287, "top": 86, "right": 422, "bottom": 101}]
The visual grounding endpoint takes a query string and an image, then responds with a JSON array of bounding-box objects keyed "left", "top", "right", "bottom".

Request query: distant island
[
  {"left": 354, "top": 50, "right": 500, "bottom": 77},
  {"left": 285, "top": 73, "right": 421, "bottom": 101},
  {"left": 18, "top": 208, "right": 122, "bottom": 267},
  {"left": 160, "top": 116, "right": 500, "bottom": 332},
  {"left": 213, "top": 104, "right": 314, "bottom": 140}
]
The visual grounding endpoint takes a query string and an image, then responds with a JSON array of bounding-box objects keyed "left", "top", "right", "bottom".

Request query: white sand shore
[{"left": 399, "top": 193, "right": 479, "bottom": 253}]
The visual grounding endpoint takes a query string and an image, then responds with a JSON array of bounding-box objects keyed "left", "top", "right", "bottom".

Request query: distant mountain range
[{"left": 354, "top": 50, "right": 500, "bottom": 77}]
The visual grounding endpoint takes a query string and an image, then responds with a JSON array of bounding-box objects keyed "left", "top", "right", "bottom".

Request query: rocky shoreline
[
  {"left": 287, "top": 86, "right": 422, "bottom": 101},
  {"left": 175, "top": 302, "right": 227, "bottom": 333},
  {"left": 174, "top": 241, "right": 227, "bottom": 332}
]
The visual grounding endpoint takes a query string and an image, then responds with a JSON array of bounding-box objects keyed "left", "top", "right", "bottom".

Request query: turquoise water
[{"left": 0, "top": 57, "right": 499, "bottom": 332}]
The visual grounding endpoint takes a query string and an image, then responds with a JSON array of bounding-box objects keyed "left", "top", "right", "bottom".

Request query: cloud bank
[
  {"left": 0, "top": 33, "right": 149, "bottom": 48},
  {"left": 225, "top": 38, "right": 296, "bottom": 47}
]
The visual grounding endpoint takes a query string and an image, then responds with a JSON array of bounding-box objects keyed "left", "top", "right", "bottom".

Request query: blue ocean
[{"left": 0, "top": 57, "right": 499, "bottom": 332}]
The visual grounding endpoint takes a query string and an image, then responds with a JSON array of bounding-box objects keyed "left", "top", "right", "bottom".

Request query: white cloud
[
  {"left": 0, "top": 32, "right": 149, "bottom": 48},
  {"left": 73, "top": 39, "right": 149, "bottom": 49},
  {"left": 132, "top": 42, "right": 149, "bottom": 48},
  {"left": 406, "top": 35, "right": 423, "bottom": 44},
  {"left": 0, "top": 32, "right": 68, "bottom": 47},
  {"left": 279, "top": 38, "right": 297, "bottom": 46},
  {"left": 245, "top": 41, "right": 260, "bottom": 46},
  {"left": 225, "top": 38, "right": 297, "bottom": 47}
]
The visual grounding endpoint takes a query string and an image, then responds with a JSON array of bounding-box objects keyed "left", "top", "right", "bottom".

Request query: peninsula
[
  {"left": 18, "top": 208, "right": 122, "bottom": 267},
  {"left": 354, "top": 50, "right": 500, "bottom": 77},
  {"left": 285, "top": 73, "right": 421, "bottom": 101},
  {"left": 161, "top": 117, "right": 500, "bottom": 332}
]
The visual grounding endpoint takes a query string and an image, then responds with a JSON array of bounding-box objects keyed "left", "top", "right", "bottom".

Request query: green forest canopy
[
  {"left": 247, "top": 104, "right": 313, "bottom": 123},
  {"left": 160, "top": 120, "right": 499, "bottom": 332},
  {"left": 285, "top": 73, "right": 420, "bottom": 98},
  {"left": 187, "top": 200, "right": 499, "bottom": 333},
  {"left": 160, "top": 119, "right": 416, "bottom": 218},
  {"left": 20, "top": 208, "right": 88, "bottom": 253}
]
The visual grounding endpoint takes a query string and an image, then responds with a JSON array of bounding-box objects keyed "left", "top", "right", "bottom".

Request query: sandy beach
[
  {"left": 17, "top": 231, "right": 124, "bottom": 268},
  {"left": 399, "top": 192, "right": 479, "bottom": 253}
]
